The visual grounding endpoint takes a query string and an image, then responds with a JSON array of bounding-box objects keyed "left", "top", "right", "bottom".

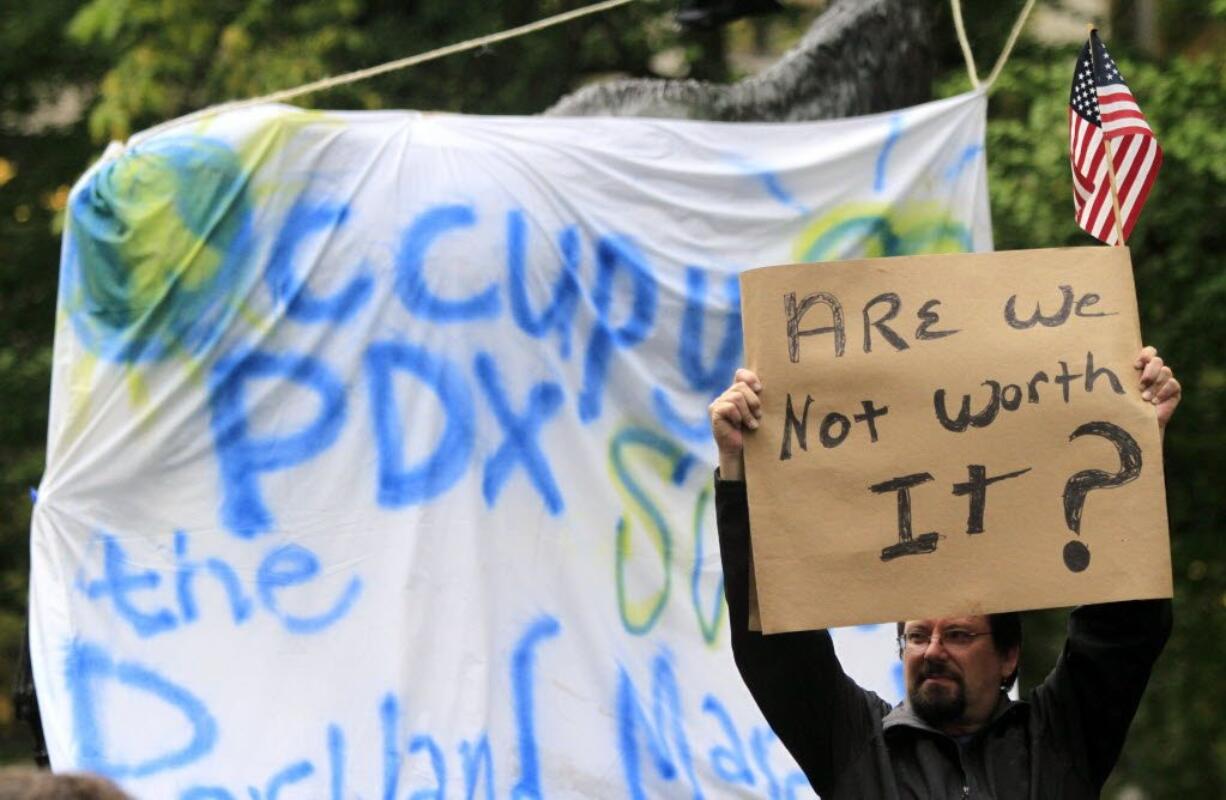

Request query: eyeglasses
[{"left": 899, "top": 628, "right": 991, "bottom": 652}]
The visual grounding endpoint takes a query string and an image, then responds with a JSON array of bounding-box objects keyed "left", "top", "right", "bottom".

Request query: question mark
[{"left": 1061, "top": 421, "right": 1142, "bottom": 572}]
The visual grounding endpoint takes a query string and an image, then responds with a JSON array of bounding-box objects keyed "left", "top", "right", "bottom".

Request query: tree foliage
[
  {"left": 0, "top": 0, "right": 107, "bottom": 762},
  {"left": 66, "top": 0, "right": 680, "bottom": 139}
]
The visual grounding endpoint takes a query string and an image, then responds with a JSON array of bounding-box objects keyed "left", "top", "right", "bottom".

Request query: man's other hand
[
  {"left": 709, "top": 368, "right": 762, "bottom": 481},
  {"left": 1136, "top": 346, "right": 1181, "bottom": 431}
]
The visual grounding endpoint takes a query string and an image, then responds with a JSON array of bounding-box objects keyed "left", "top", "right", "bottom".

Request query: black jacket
[{"left": 715, "top": 476, "right": 1171, "bottom": 799}]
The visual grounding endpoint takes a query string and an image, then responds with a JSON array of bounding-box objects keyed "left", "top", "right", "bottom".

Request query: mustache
[{"left": 918, "top": 663, "right": 961, "bottom": 682}]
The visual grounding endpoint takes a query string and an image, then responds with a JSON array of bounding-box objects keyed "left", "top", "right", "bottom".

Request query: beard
[{"left": 908, "top": 662, "right": 966, "bottom": 727}]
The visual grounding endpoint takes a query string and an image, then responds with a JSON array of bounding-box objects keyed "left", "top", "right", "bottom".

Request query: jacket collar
[{"left": 883, "top": 693, "right": 1027, "bottom": 737}]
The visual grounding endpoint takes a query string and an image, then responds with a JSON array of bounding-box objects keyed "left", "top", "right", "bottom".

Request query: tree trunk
[{"left": 546, "top": 0, "right": 936, "bottom": 121}]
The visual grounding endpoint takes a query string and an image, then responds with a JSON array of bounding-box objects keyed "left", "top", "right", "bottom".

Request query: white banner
[{"left": 31, "top": 91, "right": 991, "bottom": 798}]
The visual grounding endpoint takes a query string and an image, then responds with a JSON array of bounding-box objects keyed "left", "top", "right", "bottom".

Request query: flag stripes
[{"left": 1067, "top": 32, "right": 1161, "bottom": 244}]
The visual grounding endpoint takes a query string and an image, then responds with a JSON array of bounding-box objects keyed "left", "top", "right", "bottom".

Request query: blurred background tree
[
  {"left": 2, "top": 1, "right": 1222, "bottom": 795},
  {"left": 1, "top": 0, "right": 109, "bottom": 765}
]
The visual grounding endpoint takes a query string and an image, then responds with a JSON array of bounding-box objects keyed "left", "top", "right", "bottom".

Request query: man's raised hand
[
  {"left": 708, "top": 368, "right": 763, "bottom": 481},
  {"left": 1136, "top": 346, "right": 1181, "bottom": 431}
]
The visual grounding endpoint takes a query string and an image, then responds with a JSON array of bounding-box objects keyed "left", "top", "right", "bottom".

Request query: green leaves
[
  {"left": 61, "top": 0, "right": 678, "bottom": 141},
  {"left": 67, "top": 0, "right": 134, "bottom": 46}
]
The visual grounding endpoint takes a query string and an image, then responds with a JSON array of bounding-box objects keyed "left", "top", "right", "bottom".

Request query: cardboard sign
[{"left": 740, "top": 247, "right": 1172, "bottom": 633}]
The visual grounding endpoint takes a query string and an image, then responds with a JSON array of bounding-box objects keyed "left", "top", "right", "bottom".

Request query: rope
[
  {"left": 983, "top": 0, "right": 1038, "bottom": 90},
  {"left": 950, "top": 0, "right": 981, "bottom": 89},
  {"left": 131, "top": 0, "right": 639, "bottom": 145}
]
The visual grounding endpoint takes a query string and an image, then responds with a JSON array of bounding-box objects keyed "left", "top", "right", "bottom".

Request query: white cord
[{"left": 130, "top": 0, "right": 640, "bottom": 145}]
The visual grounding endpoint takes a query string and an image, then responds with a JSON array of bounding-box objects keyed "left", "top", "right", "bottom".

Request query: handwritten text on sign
[{"left": 739, "top": 247, "right": 1171, "bottom": 633}]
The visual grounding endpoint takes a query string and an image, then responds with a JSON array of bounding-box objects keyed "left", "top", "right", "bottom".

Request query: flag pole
[
  {"left": 1102, "top": 152, "right": 1127, "bottom": 246},
  {"left": 1086, "top": 25, "right": 1127, "bottom": 246}
]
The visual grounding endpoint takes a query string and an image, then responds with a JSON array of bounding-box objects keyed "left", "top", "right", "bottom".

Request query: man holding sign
[{"left": 709, "top": 346, "right": 1179, "bottom": 798}]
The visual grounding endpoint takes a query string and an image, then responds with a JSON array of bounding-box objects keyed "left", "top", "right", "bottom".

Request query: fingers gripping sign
[
  {"left": 709, "top": 368, "right": 763, "bottom": 481},
  {"left": 1135, "top": 346, "right": 1181, "bottom": 431},
  {"left": 1141, "top": 348, "right": 1181, "bottom": 424}
]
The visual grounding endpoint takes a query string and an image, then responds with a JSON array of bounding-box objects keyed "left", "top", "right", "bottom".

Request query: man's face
[{"left": 901, "top": 615, "right": 1019, "bottom": 733}]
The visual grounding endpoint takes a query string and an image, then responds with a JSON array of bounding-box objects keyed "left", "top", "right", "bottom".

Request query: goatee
[{"left": 909, "top": 664, "right": 966, "bottom": 727}]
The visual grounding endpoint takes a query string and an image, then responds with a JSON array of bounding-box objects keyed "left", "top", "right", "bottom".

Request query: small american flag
[{"left": 1068, "top": 30, "right": 1162, "bottom": 245}]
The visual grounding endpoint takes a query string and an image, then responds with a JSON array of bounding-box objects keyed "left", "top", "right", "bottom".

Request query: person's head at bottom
[
  {"left": 0, "top": 767, "right": 130, "bottom": 800},
  {"left": 896, "top": 612, "right": 1022, "bottom": 736}
]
